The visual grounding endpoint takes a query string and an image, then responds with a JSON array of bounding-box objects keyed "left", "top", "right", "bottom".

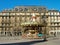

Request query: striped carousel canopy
[{"left": 21, "top": 21, "right": 46, "bottom": 27}]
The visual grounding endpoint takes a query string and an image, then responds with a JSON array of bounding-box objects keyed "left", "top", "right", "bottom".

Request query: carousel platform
[{"left": 22, "top": 33, "right": 44, "bottom": 39}]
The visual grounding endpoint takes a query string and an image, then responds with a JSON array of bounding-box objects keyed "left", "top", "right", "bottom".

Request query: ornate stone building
[{"left": 0, "top": 6, "right": 60, "bottom": 36}]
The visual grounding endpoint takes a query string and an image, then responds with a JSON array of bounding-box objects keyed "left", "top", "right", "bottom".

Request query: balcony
[
  {"left": 0, "top": 25, "right": 13, "bottom": 28},
  {"left": 1, "top": 21, "right": 11, "bottom": 24},
  {"left": 49, "top": 25, "right": 60, "bottom": 27},
  {"left": 51, "top": 20, "right": 60, "bottom": 23}
]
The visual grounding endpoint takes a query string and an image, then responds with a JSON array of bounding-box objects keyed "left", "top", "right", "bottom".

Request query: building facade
[{"left": 0, "top": 6, "right": 60, "bottom": 36}]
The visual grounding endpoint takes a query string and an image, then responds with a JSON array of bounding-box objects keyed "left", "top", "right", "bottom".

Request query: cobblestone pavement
[{"left": 0, "top": 36, "right": 60, "bottom": 45}]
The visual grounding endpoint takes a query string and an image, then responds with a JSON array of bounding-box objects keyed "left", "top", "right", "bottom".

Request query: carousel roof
[{"left": 21, "top": 21, "right": 46, "bottom": 27}]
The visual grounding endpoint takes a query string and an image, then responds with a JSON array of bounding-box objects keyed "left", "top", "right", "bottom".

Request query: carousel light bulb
[{"left": 32, "top": 13, "right": 35, "bottom": 16}]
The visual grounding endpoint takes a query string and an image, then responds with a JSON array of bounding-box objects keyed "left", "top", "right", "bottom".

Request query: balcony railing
[
  {"left": 1, "top": 21, "right": 11, "bottom": 24},
  {"left": 51, "top": 20, "right": 60, "bottom": 22},
  {"left": 49, "top": 25, "right": 60, "bottom": 27}
]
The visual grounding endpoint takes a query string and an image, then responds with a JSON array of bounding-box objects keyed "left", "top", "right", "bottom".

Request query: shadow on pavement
[{"left": 0, "top": 40, "right": 47, "bottom": 45}]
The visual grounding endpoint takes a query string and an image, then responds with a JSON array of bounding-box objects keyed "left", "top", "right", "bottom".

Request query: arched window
[
  {"left": 32, "top": 8, "right": 37, "bottom": 11},
  {"left": 24, "top": 8, "right": 28, "bottom": 11},
  {"left": 15, "top": 8, "right": 18, "bottom": 11}
]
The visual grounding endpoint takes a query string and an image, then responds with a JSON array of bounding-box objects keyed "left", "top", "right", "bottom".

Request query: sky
[{"left": 0, "top": 0, "right": 60, "bottom": 11}]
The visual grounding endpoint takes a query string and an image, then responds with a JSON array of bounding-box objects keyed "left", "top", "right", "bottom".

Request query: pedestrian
[{"left": 54, "top": 32, "right": 56, "bottom": 37}]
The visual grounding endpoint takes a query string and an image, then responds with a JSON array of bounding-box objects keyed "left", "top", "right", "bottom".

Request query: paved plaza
[{"left": 0, "top": 36, "right": 60, "bottom": 45}]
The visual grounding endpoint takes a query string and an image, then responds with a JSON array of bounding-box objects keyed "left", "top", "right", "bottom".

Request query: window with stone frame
[
  {"left": 51, "top": 27, "right": 54, "bottom": 30},
  {"left": 57, "top": 12, "right": 59, "bottom": 15},
  {"left": 54, "top": 12, "right": 57, "bottom": 15},
  {"left": 16, "top": 17, "right": 20, "bottom": 23},
  {"left": 20, "top": 13, "right": 25, "bottom": 15},
  {"left": 16, "top": 13, "right": 20, "bottom": 15},
  {"left": 15, "top": 8, "right": 18, "bottom": 11},
  {"left": 57, "top": 23, "right": 59, "bottom": 25},
  {"left": 19, "top": 8, "right": 23, "bottom": 11},
  {"left": 0, "top": 13, "right": 2, "bottom": 15},
  {"left": 51, "top": 12, "right": 54, "bottom": 15},
  {"left": 22, "top": 17, "right": 25, "bottom": 22},
  {"left": 26, "top": 17, "right": 30, "bottom": 22},
  {"left": 10, "top": 13, "right": 15, "bottom": 15},
  {"left": 36, "top": 17, "right": 40, "bottom": 22},
  {"left": 32, "top": 8, "right": 37, "bottom": 11},
  {"left": 24, "top": 8, "right": 28, "bottom": 11}
]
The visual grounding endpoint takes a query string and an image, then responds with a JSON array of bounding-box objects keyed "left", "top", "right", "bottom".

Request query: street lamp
[{"left": 42, "top": 14, "right": 47, "bottom": 41}]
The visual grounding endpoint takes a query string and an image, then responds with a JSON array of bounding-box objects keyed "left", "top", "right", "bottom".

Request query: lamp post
[{"left": 42, "top": 13, "right": 47, "bottom": 41}]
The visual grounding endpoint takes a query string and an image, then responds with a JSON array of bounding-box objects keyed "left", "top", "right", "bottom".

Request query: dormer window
[
  {"left": 32, "top": 8, "right": 37, "bottom": 11},
  {"left": 19, "top": 8, "right": 23, "bottom": 11},
  {"left": 24, "top": 8, "right": 28, "bottom": 11},
  {"left": 15, "top": 8, "right": 18, "bottom": 11}
]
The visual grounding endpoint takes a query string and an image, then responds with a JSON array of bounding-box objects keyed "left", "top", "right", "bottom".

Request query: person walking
[{"left": 54, "top": 32, "right": 56, "bottom": 37}]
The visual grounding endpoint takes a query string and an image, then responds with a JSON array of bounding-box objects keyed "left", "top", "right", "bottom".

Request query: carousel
[{"left": 21, "top": 13, "right": 47, "bottom": 40}]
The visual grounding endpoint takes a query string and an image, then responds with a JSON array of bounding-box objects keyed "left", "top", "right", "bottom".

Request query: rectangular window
[
  {"left": 4, "top": 17, "right": 6, "bottom": 22},
  {"left": 45, "top": 13, "right": 48, "bottom": 15},
  {"left": 57, "top": 27, "right": 59, "bottom": 30},
  {"left": 0, "top": 17, "right": 2, "bottom": 23},
  {"left": 51, "top": 27, "right": 54, "bottom": 30},
  {"left": 35, "top": 13, "right": 40, "bottom": 15},
  {"left": 48, "top": 12, "right": 50, "bottom": 15},
  {"left": 17, "top": 23, "right": 19, "bottom": 26},
  {"left": 41, "top": 13, "right": 44, "bottom": 15},
  {"left": 26, "top": 13, "right": 30, "bottom": 15},
  {"left": 51, "top": 27, "right": 52, "bottom": 30},
  {"left": 36, "top": 17, "right": 40, "bottom": 22},
  {"left": 0, "top": 13, "right": 2, "bottom": 15},
  {"left": 0, "top": 28, "right": 2, "bottom": 32},
  {"left": 16, "top": 17, "right": 20, "bottom": 22},
  {"left": 54, "top": 12, "right": 57, "bottom": 15},
  {"left": 51, "top": 23, "right": 52, "bottom": 25},
  {"left": 22, "top": 17, "right": 25, "bottom": 22},
  {"left": 51, "top": 17, "right": 54, "bottom": 22},
  {"left": 51, "top": 12, "right": 53, "bottom": 15},
  {"left": 59, "top": 23, "right": 60, "bottom": 25},
  {"left": 55, "top": 23, "right": 57, "bottom": 26},
  {"left": 10, "top": 24, "right": 13, "bottom": 26},
  {"left": 16, "top": 13, "right": 20, "bottom": 15},
  {"left": 10, "top": 17, "right": 15, "bottom": 23},
  {"left": 10, "top": 28, "right": 13, "bottom": 31},
  {"left": 54, "top": 16, "right": 57, "bottom": 21},
  {"left": 57, "top": 23, "right": 59, "bottom": 25},
  {"left": 26, "top": 17, "right": 30, "bottom": 21},
  {"left": 3, "top": 13, "right": 6, "bottom": 15},
  {"left": 10, "top": 13, "right": 15, "bottom": 15},
  {"left": 48, "top": 17, "right": 50, "bottom": 22},
  {"left": 6, "top": 24, "right": 9, "bottom": 26},
  {"left": 0, "top": 24, "right": 2, "bottom": 26},
  {"left": 57, "top": 12, "right": 59, "bottom": 15},
  {"left": 6, "top": 28, "right": 9, "bottom": 31},
  {"left": 54, "top": 27, "right": 57, "bottom": 30},
  {"left": 2, "top": 13, "right": 9, "bottom": 15},
  {"left": 20, "top": 13, "right": 25, "bottom": 15},
  {"left": 6, "top": 13, "right": 9, "bottom": 15},
  {"left": 3, "top": 28, "right": 5, "bottom": 31},
  {"left": 2, "top": 24, "right": 4, "bottom": 26},
  {"left": 7, "top": 17, "right": 9, "bottom": 21},
  {"left": 58, "top": 17, "right": 60, "bottom": 20}
]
